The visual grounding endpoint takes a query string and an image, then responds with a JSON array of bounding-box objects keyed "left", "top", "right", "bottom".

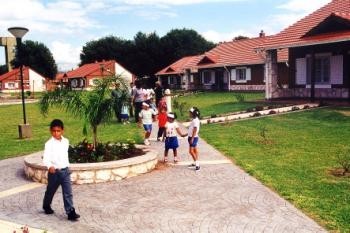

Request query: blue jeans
[{"left": 43, "top": 168, "right": 74, "bottom": 214}]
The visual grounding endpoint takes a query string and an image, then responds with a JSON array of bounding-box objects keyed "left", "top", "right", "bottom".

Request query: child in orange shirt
[{"left": 157, "top": 106, "right": 167, "bottom": 141}]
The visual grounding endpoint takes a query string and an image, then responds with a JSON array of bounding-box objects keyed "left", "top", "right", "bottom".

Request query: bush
[
  {"left": 303, "top": 105, "right": 310, "bottom": 109},
  {"left": 233, "top": 93, "right": 245, "bottom": 103},
  {"left": 255, "top": 105, "right": 264, "bottom": 111},
  {"left": 246, "top": 108, "right": 255, "bottom": 112},
  {"left": 268, "top": 110, "right": 277, "bottom": 115},
  {"left": 267, "top": 105, "right": 275, "bottom": 109},
  {"left": 336, "top": 148, "right": 350, "bottom": 175},
  {"left": 211, "top": 114, "right": 217, "bottom": 118},
  {"left": 291, "top": 106, "right": 300, "bottom": 111},
  {"left": 68, "top": 139, "right": 142, "bottom": 163},
  {"left": 253, "top": 112, "right": 262, "bottom": 117},
  {"left": 25, "top": 91, "right": 31, "bottom": 97}
]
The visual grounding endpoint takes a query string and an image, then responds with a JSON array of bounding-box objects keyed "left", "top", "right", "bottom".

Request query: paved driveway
[{"left": 0, "top": 123, "right": 326, "bottom": 233}]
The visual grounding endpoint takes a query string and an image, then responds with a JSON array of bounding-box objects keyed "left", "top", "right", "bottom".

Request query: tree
[
  {"left": 234, "top": 35, "right": 249, "bottom": 40},
  {"left": 0, "top": 65, "right": 7, "bottom": 75},
  {"left": 12, "top": 40, "right": 58, "bottom": 79},
  {"left": 40, "top": 75, "right": 130, "bottom": 148}
]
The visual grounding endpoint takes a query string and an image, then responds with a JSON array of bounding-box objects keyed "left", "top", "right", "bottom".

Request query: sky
[{"left": 0, "top": 0, "right": 332, "bottom": 72}]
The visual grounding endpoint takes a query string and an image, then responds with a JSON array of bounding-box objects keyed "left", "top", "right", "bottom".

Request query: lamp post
[{"left": 8, "top": 27, "right": 31, "bottom": 139}]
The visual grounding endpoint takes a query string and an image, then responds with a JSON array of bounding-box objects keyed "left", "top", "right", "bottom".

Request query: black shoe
[
  {"left": 195, "top": 166, "right": 201, "bottom": 171},
  {"left": 43, "top": 206, "right": 54, "bottom": 214},
  {"left": 187, "top": 163, "right": 196, "bottom": 168},
  {"left": 68, "top": 208, "right": 80, "bottom": 221}
]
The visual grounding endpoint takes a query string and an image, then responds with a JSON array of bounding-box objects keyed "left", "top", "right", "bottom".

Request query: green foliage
[
  {"left": 172, "top": 98, "right": 188, "bottom": 116},
  {"left": 233, "top": 92, "right": 246, "bottom": 103},
  {"left": 201, "top": 107, "right": 350, "bottom": 232},
  {"left": 40, "top": 76, "right": 130, "bottom": 147},
  {"left": 68, "top": 139, "right": 141, "bottom": 163},
  {"left": 12, "top": 40, "right": 57, "bottom": 79},
  {"left": 335, "top": 147, "right": 350, "bottom": 174},
  {"left": 0, "top": 64, "right": 8, "bottom": 75}
]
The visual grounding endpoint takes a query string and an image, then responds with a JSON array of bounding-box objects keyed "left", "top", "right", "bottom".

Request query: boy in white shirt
[
  {"left": 138, "top": 102, "right": 156, "bottom": 145},
  {"left": 42, "top": 119, "right": 80, "bottom": 221},
  {"left": 187, "top": 107, "right": 201, "bottom": 171}
]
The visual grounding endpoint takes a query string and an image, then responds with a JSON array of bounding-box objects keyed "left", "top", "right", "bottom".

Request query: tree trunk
[{"left": 92, "top": 126, "right": 98, "bottom": 149}]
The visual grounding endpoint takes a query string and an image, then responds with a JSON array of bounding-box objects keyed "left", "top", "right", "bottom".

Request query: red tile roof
[
  {"left": 196, "top": 37, "right": 288, "bottom": 69},
  {"left": 156, "top": 55, "right": 202, "bottom": 75},
  {"left": 60, "top": 60, "right": 115, "bottom": 79},
  {"left": 261, "top": 0, "right": 350, "bottom": 49},
  {"left": 0, "top": 67, "right": 30, "bottom": 82}
]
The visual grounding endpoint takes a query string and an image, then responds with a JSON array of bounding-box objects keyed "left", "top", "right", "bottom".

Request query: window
[
  {"left": 236, "top": 68, "right": 246, "bottom": 81},
  {"left": 203, "top": 71, "right": 212, "bottom": 84},
  {"left": 315, "top": 56, "right": 330, "bottom": 84},
  {"left": 8, "top": 83, "right": 15, "bottom": 88}
]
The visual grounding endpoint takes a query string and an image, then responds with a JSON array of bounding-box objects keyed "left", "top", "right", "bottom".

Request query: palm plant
[{"left": 40, "top": 75, "right": 130, "bottom": 148}]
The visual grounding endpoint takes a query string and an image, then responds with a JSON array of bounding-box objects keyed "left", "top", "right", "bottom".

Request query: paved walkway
[{"left": 0, "top": 123, "right": 326, "bottom": 233}]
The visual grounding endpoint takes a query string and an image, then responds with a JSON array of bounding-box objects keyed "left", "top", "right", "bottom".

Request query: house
[
  {"left": 195, "top": 32, "right": 288, "bottom": 91},
  {"left": 55, "top": 60, "right": 136, "bottom": 90},
  {"left": 155, "top": 55, "right": 202, "bottom": 90},
  {"left": 0, "top": 66, "right": 47, "bottom": 93},
  {"left": 260, "top": 0, "right": 350, "bottom": 100},
  {"left": 156, "top": 32, "right": 288, "bottom": 91}
]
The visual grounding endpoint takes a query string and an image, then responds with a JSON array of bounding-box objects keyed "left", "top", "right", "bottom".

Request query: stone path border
[{"left": 24, "top": 146, "right": 158, "bottom": 184}]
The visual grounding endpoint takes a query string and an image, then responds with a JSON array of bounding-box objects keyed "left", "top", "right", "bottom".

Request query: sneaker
[
  {"left": 43, "top": 206, "right": 54, "bottom": 215},
  {"left": 195, "top": 166, "right": 201, "bottom": 171},
  {"left": 187, "top": 163, "right": 196, "bottom": 168},
  {"left": 174, "top": 157, "right": 179, "bottom": 163},
  {"left": 67, "top": 208, "right": 80, "bottom": 221},
  {"left": 144, "top": 139, "right": 150, "bottom": 145},
  {"left": 164, "top": 157, "right": 168, "bottom": 162}
]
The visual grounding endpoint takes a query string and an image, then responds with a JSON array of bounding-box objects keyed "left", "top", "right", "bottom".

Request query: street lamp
[{"left": 8, "top": 27, "right": 31, "bottom": 139}]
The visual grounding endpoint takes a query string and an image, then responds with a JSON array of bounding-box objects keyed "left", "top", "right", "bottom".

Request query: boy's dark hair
[
  {"left": 50, "top": 119, "right": 64, "bottom": 129},
  {"left": 190, "top": 107, "right": 200, "bottom": 118}
]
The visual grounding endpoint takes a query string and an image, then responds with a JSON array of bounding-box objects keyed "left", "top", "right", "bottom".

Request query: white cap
[
  {"left": 142, "top": 102, "right": 149, "bottom": 107},
  {"left": 167, "top": 113, "right": 175, "bottom": 118},
  {"left": 189, "top": 107, "right": 195, "bottom": 113}
]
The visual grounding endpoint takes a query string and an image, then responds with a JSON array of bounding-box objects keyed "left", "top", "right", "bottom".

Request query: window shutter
[
  {"left": 231, "top": 69, "right": 236, "bottom": 81},
  {"left": 296, "top": 58, "right": 306, "bottom": 85},
  {"left": 330, "top": 55, "right": 343, "bottom": 85},
  {"left": 246, "top": 68, "right": 251, "bottom": 81}
]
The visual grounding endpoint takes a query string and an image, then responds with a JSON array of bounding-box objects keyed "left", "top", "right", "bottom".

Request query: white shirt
[
  {"left": 43, "top": 136, "right": 70, "bottom": 169},
  {"left": 165, "top": 121, "right": 179, "bottom": 137},
  {"left": 139, "top": 109, "right": 156, "bottom": 124},
  {"left": 188, "top": 117, "right": 200, "bottom": 137}
]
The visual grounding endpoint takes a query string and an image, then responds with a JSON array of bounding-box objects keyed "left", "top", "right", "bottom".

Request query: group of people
[{"left": 41, "top": 80, "right": 201, "bottom": 222}]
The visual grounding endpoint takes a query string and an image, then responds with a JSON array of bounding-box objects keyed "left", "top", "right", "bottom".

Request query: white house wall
[
  {"left": 29, "top": 69, "right": 46, "bottom": 92},
  {"left": 115, "top": 62, "right": 133, "bottom": 84}
]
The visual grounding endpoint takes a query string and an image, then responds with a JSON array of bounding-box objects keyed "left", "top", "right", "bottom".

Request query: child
[
  {"left": 157, "top": 106, "right": 167, "bottom": 141},
  {"left": 138, "top": 102, "right": 156, "bottom": 145},
  {"left": 120, "top": 103, "right": 130, "bottom": 124},
  {"left": 187, "top": 107, "right": 201, "bottom": 171},
  {"left": 42, "top": 119, "right": 80, "bottom": 221},
  {"left": 164, "top": 112, "right": 187, "bottom": 163}
]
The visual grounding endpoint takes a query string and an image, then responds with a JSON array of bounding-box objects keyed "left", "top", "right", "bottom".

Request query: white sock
[{"left": 195, "top": 161, "right": 199, "bottom": 167}]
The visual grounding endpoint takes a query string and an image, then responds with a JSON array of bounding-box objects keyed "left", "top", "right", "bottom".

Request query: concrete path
[{"left": 0, "top": 123, "right": 326, "bottom": 233}]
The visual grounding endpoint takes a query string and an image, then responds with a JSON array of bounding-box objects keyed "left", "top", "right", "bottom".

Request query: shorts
[
  {"left": 120, "top": 114, "right": 129, "bottom": 119},
  {"left": 165, "top": 137, "right": 179, "bottom": 150},
  {"left": 188, "top": 137, "right": 199, "bottom": 147},
  {"left": 143, "top": 124, "right": 152, "bottom": 132}
]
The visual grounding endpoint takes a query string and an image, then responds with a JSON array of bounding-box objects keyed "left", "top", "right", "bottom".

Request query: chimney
[{"left": 259, "top": 30, "right": 266, "bottom": 38}]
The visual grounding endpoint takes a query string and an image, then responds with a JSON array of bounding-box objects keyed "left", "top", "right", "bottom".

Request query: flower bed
[{"left": 24, "top": 145, "right": 158, "bottom": 185}]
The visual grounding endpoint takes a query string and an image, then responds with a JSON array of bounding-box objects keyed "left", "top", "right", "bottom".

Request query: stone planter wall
[{"left": 24, "top": 146, "right": 158, "bottom": 185}]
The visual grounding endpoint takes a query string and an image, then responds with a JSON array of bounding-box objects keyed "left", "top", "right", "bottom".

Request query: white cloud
[
  {"left": 121, "top": 0, "right": 244, "bottom": 6},
  {"left": 51, "top": 41, "right": 81, "bottom": 71},
  {"left": 278, "top": 0, "right": 332, "bottom": 13},
  {"left": 202, "top": 29, "right": 257, "bottom": 43}
]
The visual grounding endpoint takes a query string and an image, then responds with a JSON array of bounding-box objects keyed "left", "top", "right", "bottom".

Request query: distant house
[
  {"left": 156, "top": 32, "right": 288, "bottom": 91},
  {"left": 260, "top": 0, "right": 350, "bottom": 100},
  {"left": 0, "top": 66, "right": 47, "bottom": 93},
  {"left": 195, "top": 32, "right": 288, "bottom": 91},
  {"left": 155, "top": 55, "right": 202, "bottom": 90},
  {"left": 55, "top": 60, "right": 136, "bottom": 90}
]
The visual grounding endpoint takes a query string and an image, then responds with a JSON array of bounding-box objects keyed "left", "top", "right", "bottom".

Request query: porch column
[
  {"left": 265, "top": 49, "right": 278, "bottom": 99},
  {"left": 310, "top": 52, "right": 315, "bottom": 102}
]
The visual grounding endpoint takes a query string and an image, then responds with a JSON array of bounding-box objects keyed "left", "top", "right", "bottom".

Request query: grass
[
  {"left": 171, "top": 91, "right": 273, "bottom": 121},
  {"left": 0, "top": 103, "right": 143, "bottom": 160},
  {"left": 200, "top": 107, "right": 350, "bottom": 232}
]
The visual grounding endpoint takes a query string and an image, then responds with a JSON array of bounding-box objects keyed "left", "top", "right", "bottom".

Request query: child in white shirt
[{"left": 138, "top": 102, "right": 156, "bottom": 145}]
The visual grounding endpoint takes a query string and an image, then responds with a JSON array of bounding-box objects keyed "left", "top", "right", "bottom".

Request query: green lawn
[
  {"left": 172, "top": 92, "right": 272, "bottom": 121},
  {"left": 0, "top": 103, "right": 143, "bottom": 159},
  {"left": 200, "top": 107, "right": 350, "bottom": 232}
]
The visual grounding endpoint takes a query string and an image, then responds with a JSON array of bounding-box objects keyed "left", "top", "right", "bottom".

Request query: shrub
[
  {"left": 68, "top": 139, "right": 142, "bottom": 163},
  {"left": 233, "top": 93, "right": 245, "bottom": 103},
  {"left": 25, "top": 91, "right": 31, "bottom": 97},
  {"left": 246, "top": 108, "right": 255, "bottom": 112},
  {"left": 267, "top": 105, "right": 275, "bottom": 109},
  {"left": 211, "top": 114, "right": 217, "bottom": 118},
  {"left": 255, "top": 105, "right": 264, "bottom": 111},
  {"left": 303, "top": 105, "right": 310, "bottom": 109},
  {"left": 268, "top": 110, "right": 277, "bottom": 115},
  {"left": 253, "top": 112, "right": 262, "bottom": 117},
  {"left": 336, "top": 148, "right": 350, "bottom": 175},
  {"left": 291, "top": 106, "right": 300, "bottom": 111}
]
